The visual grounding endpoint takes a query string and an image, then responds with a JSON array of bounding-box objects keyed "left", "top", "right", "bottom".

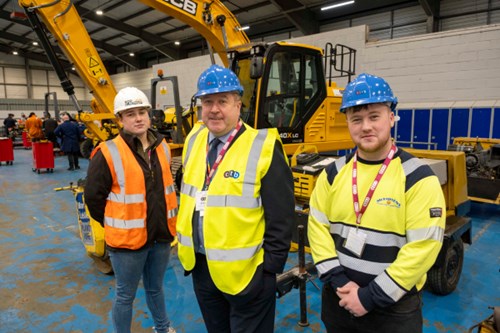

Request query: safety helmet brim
[{"left": 194, "top": 86, "right": 243, "bottom": 98}]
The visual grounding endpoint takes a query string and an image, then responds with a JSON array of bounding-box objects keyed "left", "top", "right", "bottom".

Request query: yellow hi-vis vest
[
  {"left": 177, "top": 123, "right": 280, "bottom": 295},
  {"left": 97, "top": 135, "right": 178, "bottom": 250}
]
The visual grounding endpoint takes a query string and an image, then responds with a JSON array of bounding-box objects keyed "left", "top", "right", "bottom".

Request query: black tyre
[
  {"left": 80, "top": 138, "right": 95, "bottom": 159},
  {"left": 427, "top": 238, "right": 464, "bottom": 295}
]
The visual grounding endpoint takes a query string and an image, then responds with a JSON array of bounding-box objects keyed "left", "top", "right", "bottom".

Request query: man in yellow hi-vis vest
[
  {"left": 177, "top": 65, "right": 295, "bottom": 333},
  {"left": 85, "top": 87, "right": 178, "bottom": 333}
]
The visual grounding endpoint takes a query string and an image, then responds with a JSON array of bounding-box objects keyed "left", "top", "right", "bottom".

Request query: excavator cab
[
  {"left": 231, "top": 42, "right": 355, "bottom": 154},
  {"left": 231, "top": 43, "right": 326, "bottom": 145}
]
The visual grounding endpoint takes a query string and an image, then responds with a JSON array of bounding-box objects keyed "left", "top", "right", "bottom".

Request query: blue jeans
[{"left": 108, "top": 242, "right": 172, "bottom": 333}]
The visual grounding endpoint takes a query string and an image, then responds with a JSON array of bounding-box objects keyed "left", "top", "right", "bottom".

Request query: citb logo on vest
[{"left": 224, "top": 170, "right": 240, "bottom": 179}]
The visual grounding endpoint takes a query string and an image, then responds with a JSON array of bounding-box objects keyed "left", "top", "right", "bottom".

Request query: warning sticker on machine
[{"left": 87, "top": 56, "right": 104, "bottom": 77}]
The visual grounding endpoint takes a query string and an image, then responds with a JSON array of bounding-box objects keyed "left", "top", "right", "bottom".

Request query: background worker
[
  {"left": 17, "top": 113, "right": 27, "bottom": 130},
  {"left": 54, "top": 112, "right": 81, "bottom": 170},
  {"left": 176, "top": 65, "right": 295, "bottom": 333},
  {"left": 3, "top": 113, "right": 17, "bottom": 138},
  {"left": 25, "top": 112, "right": 44, "bottom": 142},
  {"left": 84, "top": 87, "right": 178, "bottom": 333},
  {"left": 307, "top": 73, "right": 446, "bottom": 333},
  {"left": 42, "top": 113, "right": 59, "bottom": 148}
]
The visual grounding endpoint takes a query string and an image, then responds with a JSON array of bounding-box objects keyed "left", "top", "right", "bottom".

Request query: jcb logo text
[{"left": 163, "top": 0, "right": 197, "bottom": 16}]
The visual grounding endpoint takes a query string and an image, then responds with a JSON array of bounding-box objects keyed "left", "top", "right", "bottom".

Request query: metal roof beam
[
  {"left": 269, "top": 0, "right": 319, "bottom": 35},
  {"left": 0, "top": 8, "right": 141, "bottom": 69},
  {"left": 419, "top": 0, "right": 440, "bottom": 32},
  {"left": 74, "top": 4, "right": 179, "bottom": 61},
  {"left": 90, "top": 39, "right": 142, "bottom": 69},
  {"left": 0, "top": 42, "right": 71, "bottom": 67}
]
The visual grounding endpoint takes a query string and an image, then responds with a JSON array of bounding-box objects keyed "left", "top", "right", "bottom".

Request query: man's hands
[{"left": 336, "top": 281, "right": 368, "bottom": 317}]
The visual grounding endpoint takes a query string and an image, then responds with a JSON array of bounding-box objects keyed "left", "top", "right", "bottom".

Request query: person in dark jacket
[
  {"left": 54, "top": 112, "right": 80, "bottom": 170},
  {"left": 3, "top": 113, "right": 17, "bottom": 138},
  {"left": 43, "top": 113, "right": 59, "bottom": 147},
  {"left": 84, "top": 87, "right": 178, "bottom": 333}
]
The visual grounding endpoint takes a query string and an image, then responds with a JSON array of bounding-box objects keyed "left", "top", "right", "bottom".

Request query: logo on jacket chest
[
  {"left": 223, "top": 170, "right": 240, "bottom": 179},
  {"left": 376, "top": 197, "right": 401, "bottom": 208}
]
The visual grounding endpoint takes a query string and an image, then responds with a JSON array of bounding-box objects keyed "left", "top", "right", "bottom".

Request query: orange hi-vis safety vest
[{"left": 96, "top": 135, "right": 177, "bottom": 250}]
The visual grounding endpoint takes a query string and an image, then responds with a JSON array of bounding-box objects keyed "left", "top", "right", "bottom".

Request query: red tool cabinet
[
  {"left": 0, "top": 138, "right": 14, "bottom": 166},
  {"left": 32, "top": 141, "right": 54, "bottom": 173}
]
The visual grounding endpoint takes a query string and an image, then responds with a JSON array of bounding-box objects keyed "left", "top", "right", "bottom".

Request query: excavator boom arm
[
  {"left": 138, "top": 0, "right": 250, "bottom": 65},
  {"left": 20, "top": 0, "right": 116, "bottom": 116}
]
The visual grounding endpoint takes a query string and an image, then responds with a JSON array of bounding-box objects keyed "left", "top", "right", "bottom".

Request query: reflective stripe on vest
[
  {"left": 155, "top": 140, "right": 178, "bottom": 237},
  {"left": 160, "top": 141, "right": 172, "bottom": 164},
  {"left": 104, "top": 140, "right": 145, "bottom": 228},
  {"left": 177, "top": 231, "right": 193, "bottom": 247},
  {"left": 159, "top": 141, "right": 178, "bottom": 220},
  {"left": 105, "top": 217, "right": 144, "bottom": 229},
  {"left": 180, "top": 182, "right": 198, "bottom": 199},
  {"left": 181, "top": 128, "right": 267, "bottom": 213},
  {"left": 207, "top": 243, "right": 263, "bottom": 262},
  {"left": 179, "top": 125, "right": 205, "bottom": 198}
]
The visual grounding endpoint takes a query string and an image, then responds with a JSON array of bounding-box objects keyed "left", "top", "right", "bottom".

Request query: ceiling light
[
  {"left": 96, "top": 9, "right": 103, "bottom": 15},
  {"left": 237, "top": 26, "right": 250, "bottom": 31},
  {"left": 71, "top": 67, "right": 76, "bottom": 71},
  {"left": 12, "top": 50, "right": 18, "bottom": 55},
  {"left": 174, "top": 41, "right": 180, "bottom": 45},
  {"left": 129, "top": 52, "right": 135, "bottom": 57},
  {"left": 321, "top": 0, "right": 355, "bottom": 11},
  {"left": 32, "top": 41, "right": 38, "bottom": 46}
]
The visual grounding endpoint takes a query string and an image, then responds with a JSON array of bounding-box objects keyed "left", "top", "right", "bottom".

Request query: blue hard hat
[
  {"left": 194, "top": 64, "right": 244, "bottom": 98},
  {"left": 340, "top": 73, "right": 398, "bottom": 113}
]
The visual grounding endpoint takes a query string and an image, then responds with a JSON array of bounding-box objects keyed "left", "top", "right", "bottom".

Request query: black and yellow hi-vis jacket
[{"left": 307, "top": 149, "right": 446, "bottom": 311}]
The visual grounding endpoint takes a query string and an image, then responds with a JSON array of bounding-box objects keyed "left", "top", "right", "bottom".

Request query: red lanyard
[
  {"left": 204, "top": 120, "right": 242, "bottom": 189},
  {"left": 352, "top": 145, "right": 396, "bottom": 226}
]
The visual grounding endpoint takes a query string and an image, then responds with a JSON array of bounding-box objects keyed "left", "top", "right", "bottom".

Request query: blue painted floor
[{"left": 1, "top": 148, "right": 499, "bottom": 333}]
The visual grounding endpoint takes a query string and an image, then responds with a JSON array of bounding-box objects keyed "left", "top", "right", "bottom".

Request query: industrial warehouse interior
[{"left": 1, "top": 0, "right": 499, "bottom": 333}]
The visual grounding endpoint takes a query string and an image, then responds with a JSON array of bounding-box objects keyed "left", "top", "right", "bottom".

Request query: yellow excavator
[
  {"left": 19, "top": 0, "right": 355, "bottom": 158},
  {"left": 20, "top": 0, "right": 356, "bottom": 270},
  {"left": 23, "top": 1, "right": 472, "bottom": 318}
]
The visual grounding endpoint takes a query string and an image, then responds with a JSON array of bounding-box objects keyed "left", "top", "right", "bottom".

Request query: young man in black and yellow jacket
[{"left": 308, "top": 73, "right": 446, "bottom": 333}]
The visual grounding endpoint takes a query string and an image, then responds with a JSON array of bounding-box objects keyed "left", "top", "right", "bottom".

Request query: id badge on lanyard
[
  {"left": 195, "top": 191, "right": 208, "bottom": 216},
  {"left": 346, "top": 145, "right": 396, "bottom": 257},
  {"left": 344, "top": 228, "right": 368, "bottom": 257}
]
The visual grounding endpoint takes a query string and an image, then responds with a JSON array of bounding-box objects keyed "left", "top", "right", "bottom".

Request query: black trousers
[
  {"left": 322, "top": 283, "right": 423, "bottom": 333},
  {"left": 66, "top": 152, "right": 79, "bottom": 168},
  {"left": 192, "top": 253, "right": 277, "bottom": 333}
]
